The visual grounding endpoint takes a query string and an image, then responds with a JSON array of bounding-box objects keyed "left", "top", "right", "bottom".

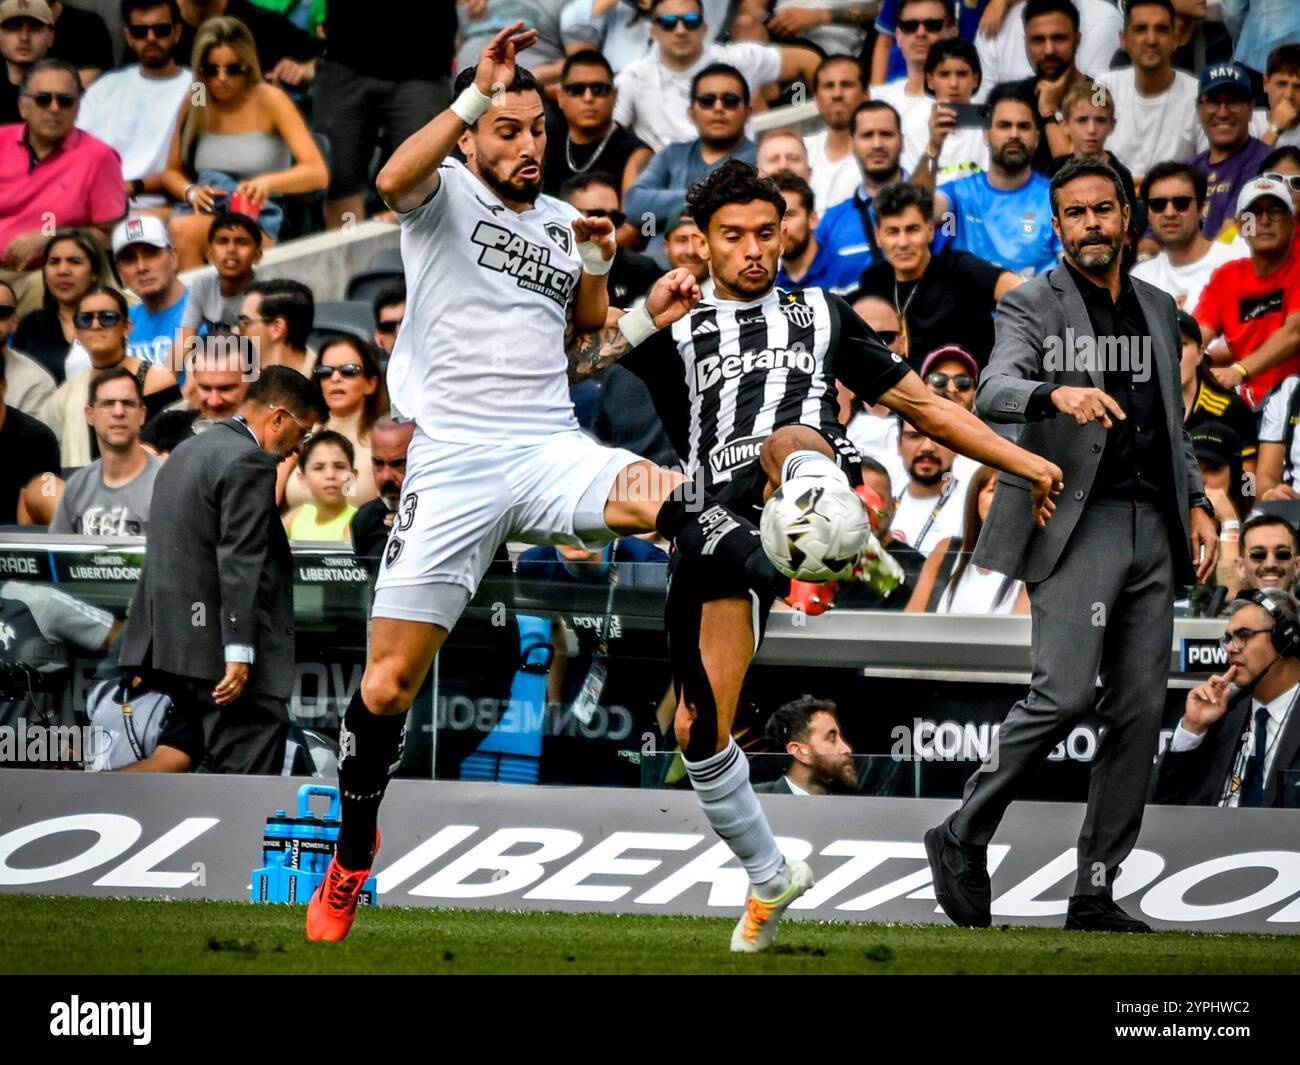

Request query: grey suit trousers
[{"left": 952, "top": 498, "right": 1175, "bottom": 896}]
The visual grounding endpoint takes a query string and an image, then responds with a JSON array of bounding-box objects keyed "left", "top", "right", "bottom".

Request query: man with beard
[
  {"left": 1002, "top": 0, "right": 1090, "bottom": 169},
  {"left": 772, "top": 171, "right": 859, "bottom": 293},
  {"left": 890, "top": 422, "right": 969, "bottom": 556},
  {"left": 350, "top": 416, "right": 414, "bottom": 576},
  {"left": 814, "top": 100, "right": 905, "bottom": 281},
  {"left": 932, "top": 84, "right": 1062, "bottom": 278},
  {"left": 925, "top": 156, "right": 1219, "bottom": 934},
  {"left": 755, "top": 696, "right": 857, "bottom": 794},
  {"left": 77, "top": 0, "right": 192, "bottom": 211}
]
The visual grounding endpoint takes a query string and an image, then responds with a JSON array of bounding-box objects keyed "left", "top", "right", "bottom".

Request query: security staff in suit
[
  {"left": 119, "top": 366, "right": 325, "bottom": 774},
  {"left": 925, "top": 157, "right": 1221, "bottom": 934},
  {"left": 1155, "top": 589, "right": 1300, "bottom": 809},
  {"left": 754, "top": 696, "right": 857, "bottom": 795}
]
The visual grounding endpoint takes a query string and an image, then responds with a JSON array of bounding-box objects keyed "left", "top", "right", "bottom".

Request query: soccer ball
[{"left": 760, "top": 475, "right": 872, "bottom": 582}]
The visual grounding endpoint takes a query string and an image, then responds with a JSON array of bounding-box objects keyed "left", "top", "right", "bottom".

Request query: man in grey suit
[
  {"left": 119, "top": 366, "right": 325, "bottom": 774},
  {"left": 925, "top": 157, "right": 1220, "bottom": 933}
]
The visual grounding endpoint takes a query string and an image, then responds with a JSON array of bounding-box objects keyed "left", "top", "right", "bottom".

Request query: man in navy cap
[{"left": 1187, "top": 62, "right": 1274, "bottom": 241}]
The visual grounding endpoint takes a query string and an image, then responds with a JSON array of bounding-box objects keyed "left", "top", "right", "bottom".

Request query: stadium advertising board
[{"left": 1, "top": 771, "right": 1298, "bottom": 934}]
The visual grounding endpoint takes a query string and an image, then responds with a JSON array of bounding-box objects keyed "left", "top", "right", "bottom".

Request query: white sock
[
  {"left": 684, "top": 739, "right": 788, "bottom": 893},
  {"left": 781, "top": 449, "right": 849, "bottom": 487}
]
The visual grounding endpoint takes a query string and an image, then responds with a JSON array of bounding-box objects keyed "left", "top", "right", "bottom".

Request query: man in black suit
[
  {"left": 119, "top": 366, "right": 325, "bottom": 773},
  {"left": 350, "top": 416, "right": 415, "bottom": 576},
  {"left": 1155, "top": 589, "right": 1300, "bottom": 809},
  {"left": 754, "top": 696, "right": 857, "bottom": 795}
]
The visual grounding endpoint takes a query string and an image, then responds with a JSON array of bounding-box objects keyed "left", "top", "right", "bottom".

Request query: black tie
[{"left": 1238, "top": 706, "right": 1270, "bottom": 807}]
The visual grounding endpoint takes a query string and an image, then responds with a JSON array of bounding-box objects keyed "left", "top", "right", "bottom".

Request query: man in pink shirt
[{"left": 0, "top": 57, "right": 124, "bottom": 315}]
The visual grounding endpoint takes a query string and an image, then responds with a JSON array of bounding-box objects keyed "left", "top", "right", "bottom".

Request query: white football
[{"left": 760, "top": 475, "right": 871, "bottom": 582}]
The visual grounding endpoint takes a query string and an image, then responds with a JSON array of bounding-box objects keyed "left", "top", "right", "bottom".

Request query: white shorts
[{"left": 372, "top": 429, "right": 645, "bottom": 629}]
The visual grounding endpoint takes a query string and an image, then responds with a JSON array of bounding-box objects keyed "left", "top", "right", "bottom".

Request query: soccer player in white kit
[{"left": 306, "top": 23, "right": 808, "bottom": 948}]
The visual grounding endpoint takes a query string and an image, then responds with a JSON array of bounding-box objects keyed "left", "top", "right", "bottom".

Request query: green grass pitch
[{"left": 3, "top": 895, "right": 1300, "bottom": 974}]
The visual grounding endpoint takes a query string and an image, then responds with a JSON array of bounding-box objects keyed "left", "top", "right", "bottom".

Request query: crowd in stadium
[{"left": 2, "top": 0, "right": 1300, "bottom": 776}]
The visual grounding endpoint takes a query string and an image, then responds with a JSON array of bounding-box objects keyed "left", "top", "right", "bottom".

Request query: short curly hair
[{"left": 686, "top": 158, "right": 786, "bottom": 234}]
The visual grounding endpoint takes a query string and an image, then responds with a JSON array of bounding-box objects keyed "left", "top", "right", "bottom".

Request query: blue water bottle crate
[{"left": 250, "top": 784, "right": 378, "bottom": 906}]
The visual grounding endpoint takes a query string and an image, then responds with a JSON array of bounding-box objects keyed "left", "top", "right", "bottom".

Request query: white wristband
[
  {"left": 616, "top": 304, "right": 659, "bottom": 347},
  {"left": 451, "top": 83, "right": 493, "bottom": 125},
  {"left": 577, "top": 239, "right": 613, "bottom": 275}
]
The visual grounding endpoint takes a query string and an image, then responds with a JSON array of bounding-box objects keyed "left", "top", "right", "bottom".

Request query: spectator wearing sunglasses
[
  {"left": 77, "top": 0, "right": 192, "bottom": 211},
  {"left": 1195, "top": 176, "right": 1300, "bottom": 406},
  {"left": 283, "top": 335, "right": 388, "bottom": 510},
  {"left": 1259, "top": 147, "right": 1300, "bottom": 214},
  {"left": 560, "top": 171, "right": 659, "bottom": 308},
  {"left": 626, "top": 63, "right": 757, "bottom": 246},
  {"left": 1133, "top": 162, "right": 1249, "bottom": 313},
  {"left": 612, "top": 0, "right": 819, "bottom": 152},
  {"left": 0, "top": 0, "right": 54, "bottom": 124},
  {"left": 371, "top": 283, "right": 404, "bottom": 357},
  {"left": 870, "top": 0, "right": 956, "bottom": 159},
  {"left": 234, "top": 278, "right": 315, "bottom": 379},
  {"left": 856, "top": 181, "right": 1020, "bottom": 370},
  {"left": 162, "top": 16, "right": 328, "bottom": 270},
  {"left": 0, "top": 58, "right": 125, "bottom": 319},
  {"left": 0, "top": 277, "right": 53, "bottom": 419},
  {"left": 43, "top": 286, "right": 180, "bottom": 467},
  {"left": 1230, "top": 514, "right": 1299, "bottom": 600},
  {"left": 544, "top": 50, "right": 652, "bottom": 207},
  {"left": 561, "top": 0, "right": 731, "bottom": 74},
  {"left": 773, "top": 171, "right": 859, "bottom": 294},
  {"left": 174, "top": 0, "right": 323, "bottom": 92}
]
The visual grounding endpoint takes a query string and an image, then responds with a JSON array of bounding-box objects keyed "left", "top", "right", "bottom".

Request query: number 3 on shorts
[{"left": 396, "top": 493, "right": 418, "bottom": 533}]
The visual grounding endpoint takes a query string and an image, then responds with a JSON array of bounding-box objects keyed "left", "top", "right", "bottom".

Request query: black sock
[
  {"left": 335, "top": 688, "right": 407, "bottom": 870},
  {"left": 656, "top": 488, "right": 790, "bottom": 599}
]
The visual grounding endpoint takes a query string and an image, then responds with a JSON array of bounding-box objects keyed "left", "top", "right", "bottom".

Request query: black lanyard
[
  {"left": 853, "top": 191, "right": 879, "bottom": 261},
  {"left": 914, "top": 477, "right": 958, "bottom": 551}
]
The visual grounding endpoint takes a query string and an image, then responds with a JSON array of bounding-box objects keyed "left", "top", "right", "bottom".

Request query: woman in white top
[{"left": 906, "top": 465, "right": 1029, "bottom": 615}]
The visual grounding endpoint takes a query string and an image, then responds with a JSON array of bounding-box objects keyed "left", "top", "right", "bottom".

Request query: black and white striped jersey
[{"left": 621, "top": 284, "right": 911, "bottom": 493}]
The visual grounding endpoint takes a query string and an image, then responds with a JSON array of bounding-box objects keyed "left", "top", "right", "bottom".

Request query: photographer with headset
[{"left": 1155, "top": 588, "right": 1300, "bottom": 808}]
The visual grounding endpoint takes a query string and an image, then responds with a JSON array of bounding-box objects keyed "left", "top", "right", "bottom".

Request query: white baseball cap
[
  {"left": 1236, "top": 175, "right": 1295, "bottom": 219},
  {"left": 111, "top": 215, "right": 172, "bottom": 257}
]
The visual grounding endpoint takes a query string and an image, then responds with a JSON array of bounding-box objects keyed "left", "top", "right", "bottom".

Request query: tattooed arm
[{"left": 566, "top": 308, "right": 631, "bottom": 385}]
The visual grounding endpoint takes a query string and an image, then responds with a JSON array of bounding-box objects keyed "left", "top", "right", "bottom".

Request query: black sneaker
[
  {"left": 924, "top": 816, "right": 991, "bottom": 928},
  {"left": 1065, "top": 894, "right": 1151, "bottom": 933}
]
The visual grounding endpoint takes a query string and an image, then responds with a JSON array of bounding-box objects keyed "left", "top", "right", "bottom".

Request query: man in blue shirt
[
  {"left": 814, "top": 100, "right": 906, "bottom": 282},
  {"left": 932, "top": 83, "right": 1063, "bottom": 277},
  {"left": 111, "top": 216, "right": 189, "bottom": 373},
  {"left": 772, "top": 171, "right": 860, "bottom": 293},
  {"left": 626, "top": 62, "right": 756, "bottom": 241}
]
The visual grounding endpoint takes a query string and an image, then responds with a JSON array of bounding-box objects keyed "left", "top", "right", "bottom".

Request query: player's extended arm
[
  {"left": 881, "top": 372, "right": 1063, "bottom": 528},
  {"left": 375, "top": 21, "right": 538, "bottom": 213},
  {"left": 566, "top": 308, "right": 631, "bottom": 384}
]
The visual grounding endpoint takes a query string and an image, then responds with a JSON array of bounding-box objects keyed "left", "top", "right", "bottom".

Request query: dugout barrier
[{"left": 0, "top": 534, "right": 1253, "bottom": 805}]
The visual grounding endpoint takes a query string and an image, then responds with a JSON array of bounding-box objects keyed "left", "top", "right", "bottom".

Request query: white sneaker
[{"left": 729, "top": 859, "right": 815, "bottom": 953}]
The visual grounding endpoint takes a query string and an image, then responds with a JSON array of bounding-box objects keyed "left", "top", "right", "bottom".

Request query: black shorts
[{"left": 666, "top": 425, "right": 863, "bottom": 643}]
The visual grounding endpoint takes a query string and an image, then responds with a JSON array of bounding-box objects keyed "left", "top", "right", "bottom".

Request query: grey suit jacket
[
  {"left": 753, "top": 776, "right": 795, "bottom": 794},
  {"left": 119, "top": 418, "right": 295, "bottom": 700},
  {"left": 1154, "top": 689, "right": 1300, "bottom": 808},
  {"left": 971, "top": 265, "right": 1204, "bottom": 586}
]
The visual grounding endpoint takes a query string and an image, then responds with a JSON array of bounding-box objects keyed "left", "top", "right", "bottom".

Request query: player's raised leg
[{"left": 602, "top": 459, "right": 813, "bottom": 951}]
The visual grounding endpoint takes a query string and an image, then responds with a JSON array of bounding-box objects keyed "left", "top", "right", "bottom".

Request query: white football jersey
[{"left": 386, "top": 158, "right": 584, "bottom": 444}]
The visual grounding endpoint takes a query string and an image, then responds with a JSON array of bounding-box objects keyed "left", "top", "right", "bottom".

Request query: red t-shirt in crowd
[
  {"left": 1193, "top": 242, "right": 1300, "bottom": 407},
  {"left": 0, "top": 124, "right": 125, "bottom": 253}
]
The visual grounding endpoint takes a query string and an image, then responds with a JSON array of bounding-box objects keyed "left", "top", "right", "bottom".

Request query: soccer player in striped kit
[{"left": 568, "top": 159, "right": 1064, "bottom": 949}]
